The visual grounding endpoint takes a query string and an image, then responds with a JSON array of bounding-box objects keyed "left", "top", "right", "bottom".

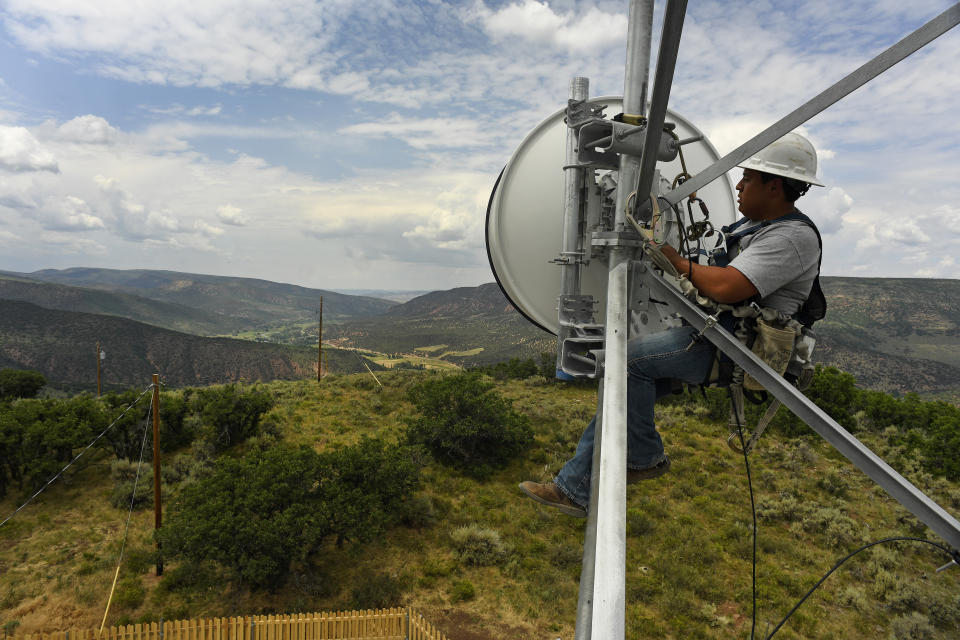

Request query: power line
[{"left": 0, "top": 385, "right": 153, "bottom": 530}]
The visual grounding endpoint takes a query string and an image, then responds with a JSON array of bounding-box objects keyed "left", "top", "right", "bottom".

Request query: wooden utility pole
[
  {"left": 152, "top": 373, "right": 163, "bottom": 576},
  {"left": 96, "top": 342, "right": 102, "bottom": 397},
  {"left": 317, "top": 296, "right": 323, "bottom": 381}
]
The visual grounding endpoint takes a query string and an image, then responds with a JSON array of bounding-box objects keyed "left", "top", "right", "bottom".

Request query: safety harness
[{"left": 678, "top": 209, "right": 826, "bottom": 453}]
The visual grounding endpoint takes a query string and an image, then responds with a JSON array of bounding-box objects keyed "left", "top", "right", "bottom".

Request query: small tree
[
  {"left": 158, "top": 444, "right": 330, "bottom": 590},
  {"left": 189, "top": 384, "right": 275, "bottom": 453},
  {"left": 318, "top": 437, "right": 423, "bottom": 546},
  {"left": 405, "top": 372, "right": 532, "bottom": 479},
  {"left": 158, "top": 439, "right": 422, "bottom": 589},
  {"left": 0, "top": 369, "right": 46, "bottom": 399}
]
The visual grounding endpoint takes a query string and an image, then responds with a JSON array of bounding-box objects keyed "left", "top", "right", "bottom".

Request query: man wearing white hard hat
[{"left": 521, "top": 132, "right": 826, "bottom": 517}]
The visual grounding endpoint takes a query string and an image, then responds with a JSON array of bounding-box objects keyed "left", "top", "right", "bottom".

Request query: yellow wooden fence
[{"left": 11, "top": 608, "right": 447, "bottom": 640}]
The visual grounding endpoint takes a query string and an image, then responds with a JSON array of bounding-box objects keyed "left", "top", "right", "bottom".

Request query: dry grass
[{"left": 1, "top": 372, "right": 958, "bottom": 640}]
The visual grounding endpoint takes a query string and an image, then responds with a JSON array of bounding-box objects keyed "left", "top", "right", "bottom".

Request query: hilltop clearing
[{"left": 0, "top": 369, "right": 957, "bottom": 639}]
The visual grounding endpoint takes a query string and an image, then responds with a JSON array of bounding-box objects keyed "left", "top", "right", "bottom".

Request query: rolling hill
[
  {"left": 0, "top": 300, "right": 380, "bottom": 391},
  {"left": 5, "top": 268, "right": 396, "bottom": 332},
  {"left": 0, "top": 275, "right": 250, "bottom": 336},
  {"left": 330, "top": 278, "right": 960, "bottom": 396},
  {"left": 3, "top": 268, "right": 958, "bottom": 396}
]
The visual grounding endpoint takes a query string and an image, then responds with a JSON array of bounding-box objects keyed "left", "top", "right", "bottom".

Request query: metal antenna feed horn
[{"left": 577, "top": 120, "right": 679, "bottom": 169}]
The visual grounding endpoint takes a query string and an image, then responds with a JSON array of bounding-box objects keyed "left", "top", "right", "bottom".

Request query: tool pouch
[{"left": 743, "top": 318, "right": 797, "bottom": 391}]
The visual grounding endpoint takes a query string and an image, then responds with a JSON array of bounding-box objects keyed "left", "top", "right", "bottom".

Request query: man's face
[{"left": 735, "top": 169, "right": 778, "bottom": 220}]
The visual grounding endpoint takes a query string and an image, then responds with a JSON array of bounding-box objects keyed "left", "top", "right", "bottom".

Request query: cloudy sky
[{"left": 1, "top": 0, "right": 959, "bottom": 291}]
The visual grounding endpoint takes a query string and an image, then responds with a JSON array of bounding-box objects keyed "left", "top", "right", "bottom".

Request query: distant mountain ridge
[
  {"left": 3, "top": 268, "right": 957, "bottom": 396},
  {"left": 382, "top": 283, "right": 517, "bottom": 318},
  {"left": 335, "top": 277, "right": 960, "bottom": 396},
  {"left": 0, "top": 299, "right": 378, "bottom": 391},
  {"left": 0, "top": 275, "right": 248, "bottom": 335},
  {"left": 1, "top": 267, "right": 396, "bottom": 335}
]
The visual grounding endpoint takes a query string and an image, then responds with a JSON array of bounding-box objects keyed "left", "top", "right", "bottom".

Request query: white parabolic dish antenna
[{"left": 487, "top": 97, "right": 738, "bottom": 335}]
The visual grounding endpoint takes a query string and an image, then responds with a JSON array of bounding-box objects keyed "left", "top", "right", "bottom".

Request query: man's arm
[{"left": 658, "top": 244, "right": 759, "bottom": 304}]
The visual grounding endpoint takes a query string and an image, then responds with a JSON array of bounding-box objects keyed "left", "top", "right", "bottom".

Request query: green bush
[
  {"left": 109, "top": 459, "right": 153, "bottom": 510},
  {"left": 0, "top": 395, "right": 104, "bottom": 497},
  {"left": 158, "top": 443, "right": 326, "bottom": 590},
  {"left": 319, "top": 437, "right": 423, "bottom": 547},
  {"left": 398, "top": 495, "right": 437, "bottom": 529},
  {"left": 99, "top": 389, "right": 152, "bottom": 461},
  {"left": 449, "top": 524, "right": 509, "bottom": 567},
  {"left": 0, "top": 369, "right": 46, "bottom": 399},
  {"left": 189, "top": 384, "right": 275, "bottom": 453},
  {"left": 837, "top": 585, "right": 868, "bottom": 612},
  {"left": 405, "top": 372, "right": 532, "bottom": 479},
  {"left": 473, "top": 357, "right": 539, "bottom": 381},
  {"left": 113, "top": 575, "right": 146, "bottom": 609},
  {"left": 158, "top": 439, "right": 421, "bottom": 589},
  {"left": 449, "top": 580, "right": 476, "bottom": 603}
]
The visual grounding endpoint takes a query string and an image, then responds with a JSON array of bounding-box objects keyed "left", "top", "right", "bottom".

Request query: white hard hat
[{"left": 737, "top": 132, "right": 824, "bottom": 187}]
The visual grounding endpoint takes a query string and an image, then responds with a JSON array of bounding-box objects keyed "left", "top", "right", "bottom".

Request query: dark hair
[{"left": 758, "top": 172, "right": 810, "bottom": 203}]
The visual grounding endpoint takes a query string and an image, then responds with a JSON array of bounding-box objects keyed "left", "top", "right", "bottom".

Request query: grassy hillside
[
  {"left": 1, "top": 372, "right": 957, "bottom": 639},
  {"left": 0, "top": 275, "right": 249, "bottom": 336},
  {"left": 816, "top": 277, "right": 960, "bottom": 395},
  {"left": 0, "top": 300, "right": 381, "bottom": 391}
]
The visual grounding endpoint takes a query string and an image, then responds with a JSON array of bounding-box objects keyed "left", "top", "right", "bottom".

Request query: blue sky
[{"left": 1, "top": 0, "right": 959, "bottom": 291}]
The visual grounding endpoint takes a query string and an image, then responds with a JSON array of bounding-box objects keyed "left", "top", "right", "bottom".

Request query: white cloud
[
  {"left": 403, "top": 207, "right": 480, "bottom": 250},
  {"left": 94, "top": 174, "right": 182, "bottom": 240},
  {"left": 194, "top": 220, "right": 224, "bottom": 237},
  {"left": 477, "top": 1, "right": 626, "bottom": 52},
  {"left": 56, "top": 115, "right": 117, "bottom": 144},
  {"left": 39, "top": 195, "right": 106, "bottom": 231},
  {"left": 339, "top": 114, "right": 490, "bottom": 149},
  {"left": 217, "top": 205, "right": 249, "bottom": 226},
  {"left": 803, "top": 186, "right": 852, "bottom": 235},
  {"left": 0, "top": 126, "right": 59, "bottom": 172},
  {"left": 145, "top": 103, "right": 223, "bottom": 117},
  {"left": 2, "top": 0, "right": 960, "bottom": 286},
  {"left": 187, "top": 104, "right": 222, "bottom": 116},
  {"left": 3, "top": 0, "right": 337, "bottom": 89}
]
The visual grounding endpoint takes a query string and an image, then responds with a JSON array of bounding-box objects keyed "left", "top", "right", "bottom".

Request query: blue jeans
[{"left": 554, "top": 325, "right": 716, "bottom": 507}]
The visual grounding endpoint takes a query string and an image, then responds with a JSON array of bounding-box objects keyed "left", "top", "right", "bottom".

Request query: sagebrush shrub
[
  {"left": 837, "top": 585, "right": 868, "bottom": 612},
  {"left": 450, "top": 524, "right": 509, "bottom": 566},
  {"left": 888, "top": 612, "right": 935, "bottom": 640}
]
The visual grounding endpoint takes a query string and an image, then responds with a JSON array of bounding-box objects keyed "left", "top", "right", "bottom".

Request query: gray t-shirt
[{"left": 727, "top": 216, "right": 820, "bottom": 316}]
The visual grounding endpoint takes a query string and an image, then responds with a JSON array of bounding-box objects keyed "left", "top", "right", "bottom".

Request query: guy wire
[
  {"left": 100, "top": 392, "right": 155, "bottom": 631},
  {"left": 0, "top": 385, "right": 153, "bottom": 530}
]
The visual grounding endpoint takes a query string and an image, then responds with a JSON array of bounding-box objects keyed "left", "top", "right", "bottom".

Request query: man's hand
[{"left": 653, "top": 242, "right": 759, "bottom": 304}]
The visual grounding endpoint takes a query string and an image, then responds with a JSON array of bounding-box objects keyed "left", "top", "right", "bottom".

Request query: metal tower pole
[
  {"left": 557, "top": 77, "right": 590, "bottom": 377},
  {"left": 561, "top": 76, "right": 590, "bottom": 297},
  {"left": 582, "top": 1, "right": 654, "bottom": 638}
]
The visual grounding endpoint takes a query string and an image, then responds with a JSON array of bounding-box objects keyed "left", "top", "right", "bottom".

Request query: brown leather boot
[
  {"left": 627, "top": 455, "right": 671, "bottom": 483},
  {"left": 518, "top": 481, "right": 587, "bottom": 518}
]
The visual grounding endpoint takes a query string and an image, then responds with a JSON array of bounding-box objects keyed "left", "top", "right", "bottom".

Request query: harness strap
[{"left": 719, "top": 210, "right": 827, "bottom": 327}]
